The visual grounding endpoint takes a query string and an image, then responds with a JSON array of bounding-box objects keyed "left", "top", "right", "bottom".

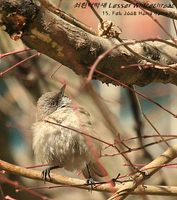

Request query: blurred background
[{"left": 0, "top": 0, "right": 177, "bottom": 199}]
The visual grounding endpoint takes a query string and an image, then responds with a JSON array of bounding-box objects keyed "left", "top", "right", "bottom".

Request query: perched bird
[{"left": 32, "top": 85, "right": 107, "bottom": 183}]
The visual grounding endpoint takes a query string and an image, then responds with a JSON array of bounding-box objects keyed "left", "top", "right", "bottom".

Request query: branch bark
[{"left": 0, "top": 0, "right": 177, "bottom": 86}]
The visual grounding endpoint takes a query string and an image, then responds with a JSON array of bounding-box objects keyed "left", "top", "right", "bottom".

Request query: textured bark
[{"left": 0, "top": 0, "right": 177, "bottom": 86}]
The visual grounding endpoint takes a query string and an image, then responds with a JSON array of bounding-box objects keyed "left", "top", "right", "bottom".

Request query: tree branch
[
  {"left": 0, "top": 0, "right": 177, "bottom": 86},
  {"left": 109, "top": 143, "right": 177, "bottom": 199},
  {"left": 124, "top": 0, "right": 177, "bottom": 20},
  {"left": 1, "top": 158, "right": 177, "bottom": 197}
]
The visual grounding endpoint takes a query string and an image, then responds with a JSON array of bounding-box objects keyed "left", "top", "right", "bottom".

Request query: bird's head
[{"left": 36, "top": 85, "right": 69, "bottom": 121}]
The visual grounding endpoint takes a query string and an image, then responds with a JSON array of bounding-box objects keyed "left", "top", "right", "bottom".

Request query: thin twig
[
  {"left": 124, "top": 0, "right": 177, "bottom": 20},
  {"left": 38, "top": 0, "right": 98, "bottom": 35},
  {"left": 0, "top": 175, "right": 50, "bottom": 200},
  {"left": 0, "top": 184, "right": 5, "bottom": 200},
  {"left": 89, "top": 68, "right": 177, "bottom": 118},
  {"left": 127, "top": 0, "right": 176, "bottom": 44},
  {"left": 133, "top": 85, "right": 170, "bottom": 147},
  {"left": 85, "top": 0, "right": 103, "bottom": 22},
  {"left": 102, "top": 137, "right": 175, "bottom": 157},
  {"left": 0, "top": 53, "right": 41, "bottom": 76}
]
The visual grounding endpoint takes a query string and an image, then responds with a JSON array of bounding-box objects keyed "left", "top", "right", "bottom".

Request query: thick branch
[{"left": 0, "top": 0, "right": 177, "bottom": 87}]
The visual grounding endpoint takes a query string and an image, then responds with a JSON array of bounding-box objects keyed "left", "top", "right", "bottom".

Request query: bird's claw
[
  {"left": 41, "top": 166, "right": 60, "bottom": 184},
  {"left": 85, "top": 178, "right": 94, "bottom": 192},
  {"left": 41, "top": 168, "right": 52, "bottom": 184}
]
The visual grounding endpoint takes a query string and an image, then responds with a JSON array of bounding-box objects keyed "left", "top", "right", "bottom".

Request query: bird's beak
[{"left": 58, "top": 84, "right": 66, "bottom": 98}]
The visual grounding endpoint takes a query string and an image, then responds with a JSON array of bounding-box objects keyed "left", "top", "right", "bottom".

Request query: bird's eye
[{"left": 51, "top": 101, "right": 57, "bottom": 106}]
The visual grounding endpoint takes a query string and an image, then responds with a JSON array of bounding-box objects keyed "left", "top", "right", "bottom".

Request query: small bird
[{"left": 32, "top": 85, "right": 107, "bottom": 183}]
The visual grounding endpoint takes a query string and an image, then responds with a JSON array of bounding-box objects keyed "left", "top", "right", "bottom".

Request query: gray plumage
[{"left": 32, "top": 86, "right": 107, "bottom": 179}]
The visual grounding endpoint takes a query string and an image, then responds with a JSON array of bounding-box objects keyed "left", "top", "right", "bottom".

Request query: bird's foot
[
  {"left": 41, "top": 166, "right": 60, "bottom": 184},
  {"left": 85, "top": 178, "right": 94, "bottom": 192}
]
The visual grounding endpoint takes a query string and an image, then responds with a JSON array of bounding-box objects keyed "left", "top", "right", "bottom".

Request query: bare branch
[
  {"left": 124, "top": 0, "right": 177, "bottom": 20},
  {"left": 1, "top": 159, "right": 177, "bottom": 197},
  {"left": 1, "top": 0, "right": 177, "bottom": 86}
]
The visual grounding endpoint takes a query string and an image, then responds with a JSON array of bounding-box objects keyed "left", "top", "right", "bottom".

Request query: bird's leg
[
  {"left": 42, "top": 166, "right": 60, "bottom": 184},
  {"left": 85, "top": 164, "right": 94, "bottom": 192}
]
